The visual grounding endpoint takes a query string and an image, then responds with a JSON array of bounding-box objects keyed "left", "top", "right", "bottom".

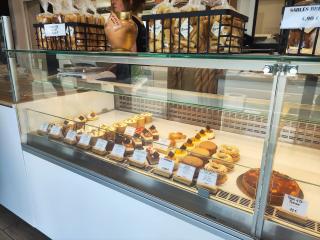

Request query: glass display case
[{"left": 5, "top": 48, "right": 320, "bottom": 240}]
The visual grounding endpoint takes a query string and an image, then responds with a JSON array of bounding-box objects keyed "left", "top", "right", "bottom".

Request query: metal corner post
[
  {"left": 1, "top": 16, "right": 19, "bottom": 102},
  {"left": 251, "top": 63, "right": 289, "bottom": 239}
]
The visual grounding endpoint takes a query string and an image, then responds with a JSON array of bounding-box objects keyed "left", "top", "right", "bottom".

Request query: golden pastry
[
  {"left": 192, "top": 134, "right": 201, "bottom": 147},
  {"left": 86, "top": 112, "right": 98, "bottom": 121},
  {"left": 113, "top": 122, "right": 127, "bottom": 134},
  {"left": 134, "top": 115, "right": 145, "bottom": 128},
  {"left": 190, "top": 147, "right": 211, "bottom": 160},
  {"left": 181, "top": 156, "right": 204, "bottom": 169},
  {"left": 213, "top": 152, "right": 234, "bottom": 171},
  {"left": 184, "top": 138, "right": 195, "bottom": 151},
  {"left": 205, "top": 125, "right": 215, "bottom": 140},
  {"left": 168, "top": 132, "right": 187, "bottom": 143},
  {"left": 219, "top": 145, "right": 240, "bottom": 162},
  {"left": 199, "top": 141, "right": 217, "bottom": 156},
  {"left": 198, "top": 129, "right": 208, "bottom": 141},
  {"left": 174, "top": 145, "right": 188, "bottom": 162},
  {"left": 204, "top": 161, "right": 228, "bottom": 185},
  {"left": 125, "top": 118, "right": 137, "bottom": 128},
  {"left": 140, "top": 112, "right": 153, "bottom": 123}
]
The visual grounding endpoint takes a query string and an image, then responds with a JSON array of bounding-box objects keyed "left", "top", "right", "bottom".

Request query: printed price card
[
  {"left": 157, "top": 158, "right": 174, "bottom": 174},
  {"left": 197, "top": 169, "right": 218, "bottom": 187},
  {"left": 281, "top": 5, "right": 320, "bottom": 29},
  {"left": 49, "top": 125, "right": 61, "bottom": 135},
  {"left": 176, "top": 163, "right": 196, "bottom": 181},
  {"left": 111, "top": 144, "right": 125, "bottom": 157},
  {"left": 132, "top": 150, "right": 147, "bottom": 164},
  {"left": 181, "top": 20, "right": 192, "bottom": 39},
  {"left": 94, "top": 139, "right": 108, "bottom": 151},
  {"left": 79, "top": 134, "right": 91, "bottom": 146},
  {"left": 282, "top": 194, "right": 308, "bottom": 217},
  {"left": 44, "top": 23, "right": 66, "bottom": 37},
  {"left": 65, "top": 130, "right": 77, "bottom": 141},
  {"left": 124, "top": 126, "right": 136, "bottom": 137},
  {"left": 39, "top": 123, "right": 49, "bottom": 132}
]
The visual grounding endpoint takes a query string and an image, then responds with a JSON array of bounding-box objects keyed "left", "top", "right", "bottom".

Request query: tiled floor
[{"left": 0, "top": 205, "right": 49, "bottom": 240}]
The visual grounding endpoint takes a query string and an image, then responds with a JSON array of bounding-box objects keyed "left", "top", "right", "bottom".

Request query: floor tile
[
  {"left": 0, "top": 208, "right": 20, "bottom": 230},
  {"left": 0, "top": 231, "right": 13, "bottom": 240},
  {"left": 4, "top": 221, "right": 49, "bottom": 240}
]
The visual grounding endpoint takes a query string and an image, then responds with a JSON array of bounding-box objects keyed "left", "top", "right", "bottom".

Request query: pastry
[
  {"left": 62, "top": 119, "right": 75, "bottom": 135},
  {"left": 123, "top": 137, "right": 134, "bottom": 156},
  {"left": 113, "top": 122, "right": 127, "bottom": 134},
  {"left": 198, "top": 129, "right": 208, "bottom": 141},
  {"left": 149, "top": 125, "right": 159, "bottom": 140},
  {"left": 91, "top": 129, "right": 106, "bottom": 145},
  {"left": 141, "top": 128, "right": 153, "bottom": 145},
  {"left": 166, "top": 151, "right": 179, "bottom": 170},
  {"left": 205, "top": 125, "right": 215, "bottom": 140},
  {"left": 168, "top": 132, "right": 186, "bottom": 143},
  {"left": 106, "top": 140, "right": 115, "bottom": 152},
  {"left": 134, "top": 115, "right": 145, "bottom": 128},
  {"left": 199, "top": 141, "right": 217, "bottom": 156},
  {"left": 74, "top": 115, "right": 87, "bottom": 130},
  {"left": 190, "top": 147, "right": 211, "bottom": 161},
  {"left": 125, "top": 118, "right": 137, "bottom": 128},
  {"left": 204, "top": 161, "right": 228, "bottom": 185},
  {"left": 140, "top": 112, "right": 153, "bottom": 123},
  {"left": 86, "top": 112, "right": 98, "bottom": 121},
  {"left": 174, "top": 145, "right": 188, "bottom": 161},
  {"left": 181, "top": 156, "right": 204, "bottom": 169},
  {"left": 219, "top": 145, "right": 240, "bottom": 162},
  {"left": 146, "top": 146, "right": 160, "bottom": 165},
  {"left": 241, "top": 168, "right": 302, "bottom": 206},
  {"left": 184, "top": 138, "right": 195, "bottom": 151},
  {"left": 132, "top": 133, "right": 143, "bottom": 149},
  {"left": 115, "top": 133, "right": 124, "bottom": 144},
  {"left": 213, "top": 152, "right": 234, "bottom": 171},
  {"left": 105, "top": 126, "right": 116, "bottom": 141},
  {"left": 192, "top": 134, "right": 201, "bottom": 147}
]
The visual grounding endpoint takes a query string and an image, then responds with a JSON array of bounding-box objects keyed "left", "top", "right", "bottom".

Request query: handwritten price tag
[
  {"left": 132, "top": 150, "right": 147, "bottom": 164},
  {"left": 94, "top": 139, "right": 108, "bottom": 151},
  {"left": 79, "top": 134, "right": 91, "bottom": 146},
  {"left": 44, "top": 23, "right": 66, "bottom": 37},
  {"left": 180, "top": 20, "right": 193, "bottom": 39},
  {"left": 39, "top": 123, "right": 49, "bottom": 132},
  {"left": 111, "top": 144, "right": 125, "bottom": 157},
  {"left": 197, "top": 169, "right": 218, "bottom": 187},
  {"left": 281, "top": 5, "right": 320, "bottom": 29},
  {"left": 124, "top": 126, "right": 136, "bottom": 137},
  {"left": 282, "top": 194, "right": 308, "bottom": 217},
  {"left": 176, "top": 163, "right": 196, "bottom": 181},
  {"left": 65, "top": 130, "right": 77, "bottom": 141},
  {"left": 49, "top": 125, "right": 61, "bottom": 136},
  {"left": 157, "top": 158, "right": 174, "bottom": 174}
]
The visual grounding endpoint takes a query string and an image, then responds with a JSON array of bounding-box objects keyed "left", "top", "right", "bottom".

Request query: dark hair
[{"left": 122, "top": 0, "right": 146, "bottom": 14}]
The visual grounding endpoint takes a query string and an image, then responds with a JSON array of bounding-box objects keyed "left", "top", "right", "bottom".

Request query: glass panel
[
  {"left": 13, "top": 50, "right": 278, "bottom": 237},
  {"left": 266, "top": 63, "right": 320, "bottom": 239}
]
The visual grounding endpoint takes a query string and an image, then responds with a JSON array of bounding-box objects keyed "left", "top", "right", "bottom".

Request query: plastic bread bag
[
  {"left": 37, "top": 0, "right": 53, "bottom": 23},
  {"left": 49, "top": 0, "right": 64, "bottom": 23}
]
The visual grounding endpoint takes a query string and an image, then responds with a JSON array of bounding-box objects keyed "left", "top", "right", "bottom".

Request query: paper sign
[
  {"left": 111, "top": 144, "right": 125, "bottom": 157},
  {"left": 281, "top": 5, "right": 320, "bottom": 29},
  {"left": 124, "top": 126, "right": 136, "bottom": 137},
  {"left": 49, "top": 125, "right": 61, "bottom": 135},
  {"left": 157, "top": 138, "right": 170, "bottom": 146},
  {"left": 44, "top": 23, "right": 66, "bottom": 37},
  {"left": 181, "top": 20, "right": 192, "bottom": 39},
  {"left": 157, "top": 158, "right": 174, "bottom": 174},
  {"left": 65, "top": 130, "right": 77, "bottom": 141},
  {"left": 132, "top": 150, "right": 147, "bottom": 164},
  {"left": 94, "top": 139, "right": 108, "bottom": 151},
  {"left": 282, "top": 194, "right": 308, "bottom": 217},
  {"left": 176, "top": 163, "right": 196, "bottom": 181},
  {"left": 212, "top": 21, "right": 224, "bottom": 38},
  {"left": 154, "top": 20, "right": 162, "bottom": 37},
  {"left": 197, "top": 169, "right": 218, "bottom": 187},
  {"left": 79, "top": 134, "right": 91, "bottom": 146},
  {"left": 39, "top": 123, "right": 49, "bottom": 132}
]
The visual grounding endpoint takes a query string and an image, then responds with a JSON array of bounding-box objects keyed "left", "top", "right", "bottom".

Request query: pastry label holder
[
  {"left": 153, "top": 158, "right": 174, "bottom": 178},
  {"left": 49, "top": 125, "right": 62, "bottom": 138},
  {"left": 128, "top": 150, "right": 147, "bottom": 168},
  {"left": 109, "top": 144, "right": 126, "bottom": 162},
  {"left": 64, "top": 130, "right": 77, "bottom": 145},
  {"left": 155, "top": 138, "right": 170, "bottom": 153},
  {"left": 79, "top": 134, "right": 91, "bottom": 146},
  {"left": 39, "top": 123, "right": 49, "bottom": 133},
  {"left": 124, "top": 126, "right": 136, "bottom": 137},
  {"left": 277, "top": 194, "right": 308, "bottom": 225},
  {"left": 173, "top": 163, "right": 196, "bottom": 186},
  {"left": 196, "top": 169, "right": 218, "bottom": 194},
  {"left": 94, "top": 139, "right": 108, "bottom": 152}
]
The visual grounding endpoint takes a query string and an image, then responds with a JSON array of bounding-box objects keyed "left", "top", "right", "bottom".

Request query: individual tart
[
  {"left": 184, "top": 138, "right": 195, "bottom": 151},
  {"left": 74, "top": 115, "right": 87, "bottom": 130},
  {"left": 135, "top": 127, "right": 145, "bottom": 136},
  {"left": 125, "top": 118, "right": 137, "bottom": 128},
  {"left": 106, "top": 140, "right": 115, "bottom": 152},
  {"left": 105, "top": 126, "right": 116, "bottom": 141},
  {"left": 205, "top": 125, "right": 215, "bottom": 140},
  {"left": 190, "top": 147, "right": 211, "bottom": 162},
  {"left": 198, "top": 129, "right": 208, "bottom": 141},
  {"left": 100, "top": 124, "right": 109, "bottom": 130},
  {"left": 199, "top": 141, "right": 217, "bottom": 156},
  {"left": 135, "top": 115, "right": 145, "bottom": 128},
  {"left": 140, "top": 112, "right": 153, "bottom": 123},
  {"left": 141, "top": 128, "right": 153, "bottom": 145},
  {"left": 149, "top": 125, "right": 159, "bottom": 140},
  {"left": 123, "top": 137, "right": 134, "bottom": 156},
  {"left": 86, "top": 111, "right": 98, "bottom": 121},
  {"left": 168, "top": 132, "right": 187, "bottom": 143},
  {"left": 181, "top": 155, "right": 204, "bottom": 169},
  {"left": 204, "top": 161, "right": 228, "bottom": 185},
  {"left": 91, "top": 129, "right": 106, "bottom": 145},
  {"left": 219, "top": 145, "right": 240, "bottom": 162},
  {"left": 146, "top": 146, "right": 160, "bottom": 165},
  {"left": 174, "top": 145, "right": 188, "bottom": 162},
  {"left": 62, "top": 119, "right": 75, "bottom": 136},
  {"left": 192, "top": 134, "right": 201, "bottom": 147},
  {"left": 113, "top": 122, "right": 127, "bottom": 134},
  {"left": 132, "top": 133, "right": 143, "bottom": 149},
  {"left": 213, "top": 152, "right": 234, "bottom": 171}
]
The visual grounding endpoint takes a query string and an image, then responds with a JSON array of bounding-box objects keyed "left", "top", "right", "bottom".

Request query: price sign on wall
[
  {"left": 282, "top": 194, "right": 308, "bottom": 217},
  {"left": 281, "top": 5, "right": 320, "bottom": 29}
]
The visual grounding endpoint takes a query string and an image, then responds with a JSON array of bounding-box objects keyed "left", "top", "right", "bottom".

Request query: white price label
[
  {"left": 197, "top": 169, "right": 218, "bottom": 187},
  {"left": 49, "top": 125, "right": 61, "bottom": 136},
  {"left": 94, "top": 139, "right": 108, "bottom": 151},
  {"left": 65, "top": 130, "right": 77, "bottom": 141},
  {"left": 155, "top": 20, "right": 162, "bottom": 37},
  {"left": 39, "top": 123, "right": 49, "bottom": 132},
  {"left": 44, "top": 23, "right": 66, "bottom": 37},
  {"left": 211, "top": 21, "right": 224, "bottom": 38},
  {"left": 79, "top": 134, "right": 91, "bottom": 146},
  {"left": 124, "top": 126, "right": 136, "bottom": 137},
  {"left": 180, "top": 20, "right": 192, "bottom": 39},
  {"left": 157, "top": 158, "right": 174, "bottom": 174},
  {"left": 282, "top": 194, "right": 308, "bottom": 217},
  {"left": 176, "top": 163, "right": 196, "bottom": 181},
  {"left": 132, "top": 150, "right": 147, "bottom": 164},
  {"left": 157, "top": 138, "right": 170, "bottom": 146},
  {"left": 111, "top": 144, "right": 125, "bottom": 157},
  {"left": 281, "top": 5, "right": 320, "bottom": 29}
]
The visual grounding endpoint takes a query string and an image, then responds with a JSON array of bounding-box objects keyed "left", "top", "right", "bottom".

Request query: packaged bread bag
[{"left": 36, "top": 0, "right": 53, "bottom": 49}]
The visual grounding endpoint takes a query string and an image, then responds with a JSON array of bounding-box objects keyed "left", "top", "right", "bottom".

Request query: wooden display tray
[
  {"left": 173, "top": 175, "right": 193, "bottom": 186},
  {"left": 153, "top": 168, "right": 172, "bottom": 178},
  {"left": 128, "top": 158, "right": 146, "bottom": 169},
  {"left": 276, "top": 208, "right": 308, "bottom": 226}
]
